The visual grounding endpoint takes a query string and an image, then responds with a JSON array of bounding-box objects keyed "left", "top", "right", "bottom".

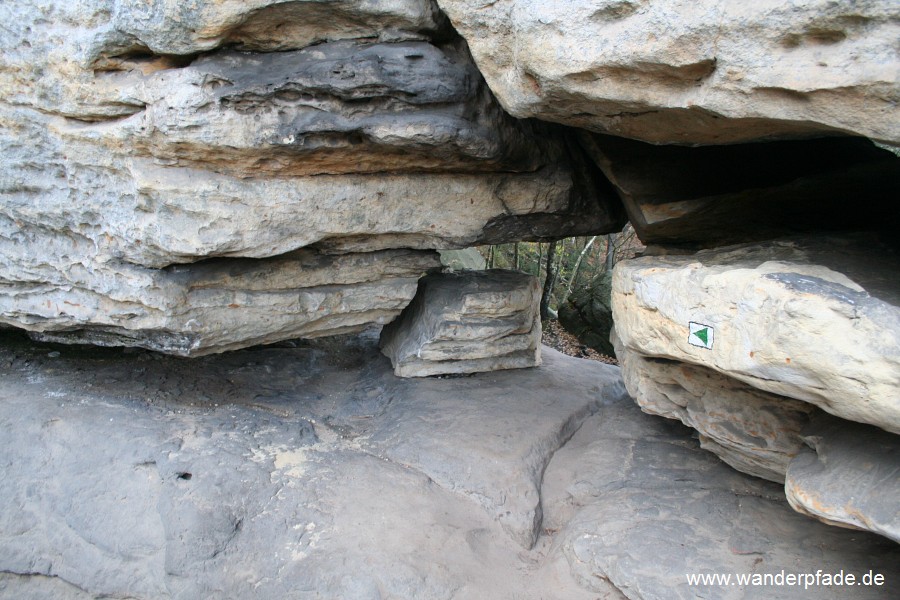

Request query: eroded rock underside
[{"left": 2, "top": 0, "right": 900, "bottom": 598}]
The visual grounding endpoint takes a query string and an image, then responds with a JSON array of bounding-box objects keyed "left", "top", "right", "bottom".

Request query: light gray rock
[
  {"left": 0, "top": 329, "right": 623, "bottom": 598},
  {"left": 0, "top": 0, "right": 626, "bottom": 356},
  {"left": 3, "top": 330, "right": 898, "bottom": 600},
  {"left": 786, "top": 414, "right": 900, "bottom": 543},
  {"left": 612, "top": 331, "right": 814, "bottom": 483},
  {"left": 612, "top": 235, "right": 900, "bottom": 434},
  {"left": 2, "top": 248, "right": 440, "bottom": 356},
  {"left": 436, "top": 0, "right": 900, "bottom": 145},
  {"left": 438, "top": 248, "right": 486, "bottom": 271},
  {"left": 380, "top": 270, "right": 541, "bottom": 377},
  {"left": 541, "top": 402, "right": 900, "bottom": 600}
]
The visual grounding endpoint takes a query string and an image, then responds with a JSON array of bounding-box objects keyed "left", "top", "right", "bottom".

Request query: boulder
[
  {"left": 786, "top": 414, "right": 900, "bottom": 543},
  {"left": 380, "top": 270, "right": 541, "bottom": 377},
  {"left": 612, "top": 235, "right": 900, "bottom": 434},
  {"left": 558, "top": 270, "right": 615, "bottom": 357},
  {"left": 436, "top": 0, "right": 900, "bottom": 145},
  {"left": 613, "top": 334, "right": 814, "bottom": 483},
  {"left": 0, "top": 0, "right": 625, "bottom": 355}
]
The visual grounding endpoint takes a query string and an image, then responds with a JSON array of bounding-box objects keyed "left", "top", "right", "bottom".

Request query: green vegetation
[{"left": 476, "top": 225, "right": 643, "bottom": 320}]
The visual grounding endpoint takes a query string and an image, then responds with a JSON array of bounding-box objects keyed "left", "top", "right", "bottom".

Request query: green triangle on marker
[{"left": 694, "top": 328, "right": 709, "bottom": 345}]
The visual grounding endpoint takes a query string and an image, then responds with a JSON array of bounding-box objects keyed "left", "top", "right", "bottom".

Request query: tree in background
[{"left": 476, "top": 224, "right": 642, "bottom": 322}]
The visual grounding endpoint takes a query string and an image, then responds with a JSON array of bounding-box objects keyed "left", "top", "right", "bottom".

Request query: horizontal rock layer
[
  {"left": 617, "top": 335, "right": 900, "bottom": 543},
  {"left": 786, "top": 414, "right": 900, "bottom": 543},
  {"left": 2, "top": 248, "right": 440, "bottom": 356},
  {"left": 380, "top": 270, "right": 541, "bottom": 377},
  {"left": 612, "top": 235, "right": 900, "bottom": 434},
  {"left": 613, "top": 334, "right": 814, "bottom": 483},
  {"left": 0, "top": 0, "right": 626, "bottom": 355},
  {"left": 437, "top": 0, "right": 900, "bottom": 145}
]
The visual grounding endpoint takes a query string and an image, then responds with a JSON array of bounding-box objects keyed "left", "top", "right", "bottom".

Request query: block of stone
[
  {"left": 613, "top": 331, "right": 815, "bottom": 483},
  {"left": 786, "top": 413, "right": 900, "bottom": 543},
  {"left": 380, "top": 270, "right": 541, "bottom": 377},
  {"left": 612, "top": 235, "right": 900, "bottom": 434},
  {"left": 437, "top": 0, "right": 900, "bottom": 145},
  {"left": 558, "top": 270, "right": 615, "bottom": 357}
]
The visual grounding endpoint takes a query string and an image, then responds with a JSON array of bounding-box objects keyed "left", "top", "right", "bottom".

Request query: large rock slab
[
  {"left": 380, "top": 270, "right": 541, "bottom": 377},
  {"left": 436, "top": 0, "right": 900, "bottom": 145},
  {"left": 614, "top": 330, "right": 900, "bottom": 542},
  {"left": 2, "top": 330, "right": 898, "bottom": 599},
  {"left": 0, "top": 0, "right": 625, "bottom": 355},
  {"left": 613, "top": 333, "right": 814, "bottom": 483},
  {"left": 786, "top": 414, "right": 900, "bottom": 543},
  {"left": 612, "top": 235, "right": 900, "bottom": 433},
  {"left": 1, "top": 247, "right": 440, "bottom": 356}
]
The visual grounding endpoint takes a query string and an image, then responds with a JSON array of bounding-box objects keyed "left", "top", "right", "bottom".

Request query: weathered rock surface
[
  {"left": 613, "top": 334, "right": 814, "bottom": 483},
  {"left": 2, "top": 248, "right": 439, "bottom": 356},
  {"left": 541, "top": 403, "right": 899, "bottom": 600},
  {"left": 2, "top": 331, "right": 898, "bottom": 599},
  {"left": 0, "top": 0, "right": 625, "bottom": 356},
  {"left": 579, "top": 133, "right": 900, "bottom": 247},
  {"left": 786, "top": 414, "right": 900, "bottom": 543},
  {"left": 559, "top": 270, "right": 616, "bottom": 357},
  {"left": 612, "top": 235, "right": 900, "bottom": 434},
  {"left": 380, "top": 270, "right": 541, "bottom": 377},
  {"left": 437, "top": 0, "right": 900, "bottom": 145}
]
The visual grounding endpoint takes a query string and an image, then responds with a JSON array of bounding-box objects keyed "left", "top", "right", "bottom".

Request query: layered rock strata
[
  {"left": 13, "top": 249, "right": 441, "bottom": 356},
  {"left": 0, "top": 0, "right": 625, "bottom": 355},
  {"left": 612, "top": 235, "right": 900, "bottom": 434},
  {"left": 380, "top": 270, "right": 541, "bottom": 377},
  {"left": 612, "top": 235, "right": 900, "bottom": 541},
  {"left": 612, "top": 335, "right": 814, "bottom": 483},
  {"left": 436, "top": 0, "right": 900, "bottom": 145},
  {"left": 786, "top": 414, "right": 900, "bottom": 543}
]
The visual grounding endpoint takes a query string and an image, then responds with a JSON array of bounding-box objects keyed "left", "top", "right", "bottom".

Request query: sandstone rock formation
[
  {"left": 0, "top": 0, "right": 625, "bottom": 355},
  {"left": 2, "top": 331, "right": 897, "bottom": 599},
  {"left": 1, "top": 0, "right": 898, "bottom": 572},
  {"left": 613, "top": 335, "right": 814, "bottom": 483},
  {"left": 612, "top": 234, "right": 900, "bottom": 541},
  {"left": 612, "top": 235, "right": 900, "bottom": 434},
  {"left": 436, "top": 0, "right": 900, "bottom": 145},
  {"left": 16, "top": 249, "right": 440, "bottom": 356},
  {"left": 786, "top": 414, "right": 900, "bottom": 543},
  {"left": 380, "top": 270, "right": 541, "bottom": 377},
  {"left": 578, "top": 133, "right": 900, "bottom": 247}
]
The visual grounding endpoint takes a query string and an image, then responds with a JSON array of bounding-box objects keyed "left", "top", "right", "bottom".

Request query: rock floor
[{"left": 0, "top": 329, "right": 896, "bottom": 599}]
